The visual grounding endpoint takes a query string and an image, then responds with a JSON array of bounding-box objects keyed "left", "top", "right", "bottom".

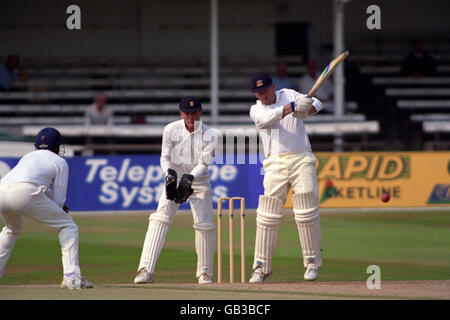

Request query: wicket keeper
[{"left": 134, "top": 96, "right": 217, "bottom": 284}]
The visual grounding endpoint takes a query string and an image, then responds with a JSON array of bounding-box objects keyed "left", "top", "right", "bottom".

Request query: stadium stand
[
  {"left": 0, "top": 54, "right": 377, "bottom": 154},
  {"left": 349, "top": 36, "right": 450, "bottom": 151},
  {"left": 1, "top": 35, "right": 449, "bottom": 154}
]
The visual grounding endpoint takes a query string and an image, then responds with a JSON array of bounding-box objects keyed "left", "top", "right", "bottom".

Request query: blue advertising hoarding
[{"left": 0, "top": 155, "right": 264, "bottom": 211}]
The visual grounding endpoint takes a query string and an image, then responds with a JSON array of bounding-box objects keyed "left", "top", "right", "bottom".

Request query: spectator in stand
[
  {"left": 298, "top": 59, "right": 334, "bottom": 113},
  {"left": 84, "top": 94, "right": 113, "bottom": 126},
  {"left": 0, "top": 55, "right": 27, "bottom": 91},
  {"left": 84, "top": 94, "right": 114, "bottom": 149},
  {"left": 272, "top": 61, "right": 297, "bottom": 90},
  {"left": 132, "top": 114, "right": 147, "bottom": 124},
  {"left": 401, "top": 38, "right": 437, "bottom": 76}
]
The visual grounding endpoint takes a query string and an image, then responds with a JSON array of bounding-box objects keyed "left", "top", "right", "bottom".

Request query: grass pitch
[{"left": 0, "top": 209, "right": 449, "bottom": 299}]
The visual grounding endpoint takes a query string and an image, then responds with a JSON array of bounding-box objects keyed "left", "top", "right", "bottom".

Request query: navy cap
[
  {"left": 179, "top": 96, "right": 202, "bottom": 112},
  {"left": 250, "top": 73, "right": 273, "bottom": 92},
  {"left": 35, "top": 127, "right": 62, "bottom": 150}
]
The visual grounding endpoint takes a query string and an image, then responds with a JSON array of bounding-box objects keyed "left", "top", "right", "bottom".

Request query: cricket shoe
[
  {"left": 134, "top": 268, "right": 154, "bottom": 284},
  {"left": 198, "top": 273, "right": 212, "bottom": 284},
  {"left": 249, "top": 267, "right": 270, "bottom": 284},
  {"left": 304, "top": 263, "right": 319, "bottom": 281},
  {"left": 61, "top": 275, "right": 94, "bottom": 289}
]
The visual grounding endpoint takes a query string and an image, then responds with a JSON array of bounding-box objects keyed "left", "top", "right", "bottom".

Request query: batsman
[
  {"left": 134, "top": 96, "right": 217, "bottom": 285},
  {"left": 248, "top": 73, "right": 324, "bottom": 283}
]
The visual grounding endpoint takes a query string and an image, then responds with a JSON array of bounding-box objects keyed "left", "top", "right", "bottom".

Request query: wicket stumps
[{"left": 217, "top": 197, "right": 245, "bottom": 284}]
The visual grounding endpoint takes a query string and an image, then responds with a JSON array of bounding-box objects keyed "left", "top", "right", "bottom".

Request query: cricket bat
[
  {"left": 293, "top": 50, "right": 349, "bottom": 119},
  {"left": 308, "top": 50, "right": 349, "bottom": 97}
]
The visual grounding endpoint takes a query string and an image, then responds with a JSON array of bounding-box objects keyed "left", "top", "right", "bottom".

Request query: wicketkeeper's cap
[
  {"left": 34, "top": 127, "right": 62, "bottom": 150},
  {"left": 250, "top": 73, "right": 273, "bottom": 92},
  {"left": 179, "top": 96, "right": 202, "bottom": 112}
]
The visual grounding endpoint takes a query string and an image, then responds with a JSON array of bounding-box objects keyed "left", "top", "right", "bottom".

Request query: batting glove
[
  {"left": 293, "top": 111, "right": 309, "bottom": 120},
  {"left": 294, "top": 96, "right": 314, "bottom": 113}
]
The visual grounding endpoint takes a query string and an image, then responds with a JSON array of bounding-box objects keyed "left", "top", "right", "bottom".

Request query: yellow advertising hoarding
[{"left": 285, "top": 152, "right": 450, "bottom": 208}]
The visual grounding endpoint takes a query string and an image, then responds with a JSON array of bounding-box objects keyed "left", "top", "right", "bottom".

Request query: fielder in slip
[
  {"left": 248, "top": 73, "right": 324, "bottom": 283},
  {"left": 0, "top": 127, "right": 93, "bottom": 289},
  {"left": 134, "top": 96, "right": 217, "bottom": 285}
]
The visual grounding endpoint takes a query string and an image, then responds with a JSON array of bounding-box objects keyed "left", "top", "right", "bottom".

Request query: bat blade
[{"left": 308, "top": 50, "right": 349, "bottom": 97}]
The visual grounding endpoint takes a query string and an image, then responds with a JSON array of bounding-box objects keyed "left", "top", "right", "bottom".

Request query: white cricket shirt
[
  {"left": 0, "top": 150, "right": 69, "bottom": 207},
  {"left": 250, "top": 88, "right": 323, "bottom": 157},
  {"left": 160, "top": 119, "right": 217, "bottom": 181}
]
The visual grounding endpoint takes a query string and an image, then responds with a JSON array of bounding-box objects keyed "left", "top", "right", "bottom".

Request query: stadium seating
[
  {"left": 352, "top": 38, "right": 450, "bottom": 150},
  {"left": 0, "top": 54, "right": 377, "bottom": 154},
  {"left": 2, "top": 36, "right": 449, "bottom": 154}
]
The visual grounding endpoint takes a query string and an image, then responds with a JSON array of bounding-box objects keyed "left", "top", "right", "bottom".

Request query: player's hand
[
  {"left": 175, "top": 174, "right": 194, "bottom": 204},
  {"left": 294, "top": 96, "right": 314, "bottom": 113},
  {"left": 293, "top": 97, "right": 314, "bottom": 120},
  {"left": 165, "top": 169, "right": 178, "bottom": 201},
  {"left": 293, "top": 111, "right": 308, "bottom": 120}
]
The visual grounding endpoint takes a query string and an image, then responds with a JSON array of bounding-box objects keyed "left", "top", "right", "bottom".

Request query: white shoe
[
  {"left": 134, "top": 268, "right": 153, "bottom": 284},
  {"left": 198, "top": 273, "right": 212, "bottom": 284},
  {"left": 61, "top": 275, "right": 93, "bottom": 289},
  {"left": 249, "top": 267, "right": 269, "bottom": 283},
  {"left": 304, "top": 263, "right": 318, "bottom": 281}
]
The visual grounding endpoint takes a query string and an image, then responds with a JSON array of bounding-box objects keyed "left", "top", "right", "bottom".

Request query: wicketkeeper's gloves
[
  {"left": 175, "top": 174, "right": 194, "bottom": 204},
  {"left": 165, "top": 168, "right": 178, "bottom": 200}
]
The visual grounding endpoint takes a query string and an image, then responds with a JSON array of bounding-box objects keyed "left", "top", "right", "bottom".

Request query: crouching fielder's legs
[
  {"left": 292, "top": 192, "right": 322, "bottom": 280},
  {"left": 0, "top": 213, "right": 23, "bottom": 279},
  {"left": 249, "top": 195, "right": 284, "bottom": 283}
]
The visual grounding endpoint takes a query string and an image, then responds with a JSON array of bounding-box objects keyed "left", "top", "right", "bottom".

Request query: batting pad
[
  {"left": 253, "top": 195, "right": 284, "bottom": 274},
  {"left": 194, "top": 223, "right": 216, "bottom": 278},
  {"left": 292, "top": 192, "right": 322, "bottom": 268},
  {"left": 138, "top": 214, "right": 171, "bottom": 273}
]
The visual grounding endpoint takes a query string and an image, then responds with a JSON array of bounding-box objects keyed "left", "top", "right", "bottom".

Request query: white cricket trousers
[
  {"left": 138, "top": 179, "right": 216, "bottom": 278},
  {"left": 0, "top": 182, "right": 80, "bottom": 278},
  {"left": 263, "top": 151, "right": 319, "bottom": 200},
  {"left": 252, "top": 151, "right": 322, "bottom": 273}
]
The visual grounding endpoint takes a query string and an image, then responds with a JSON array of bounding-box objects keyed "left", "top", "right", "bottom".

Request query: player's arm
[
  {"left": 160, "top": 124, "right": 178, "bottom": 200},
  {"left": 250, "top": 104, "right": 284, "bottom": 129},
  {"left": 52, "top": 159, "right": 69, "bottom": 208},
  {"left": 190, "top": 129, "right": 217, "bottom": 179},
  {"left": 160, "top": 124, "right": 174, "bottom": 174}
]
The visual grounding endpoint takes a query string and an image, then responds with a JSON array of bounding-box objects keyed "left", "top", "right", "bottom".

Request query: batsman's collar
[
  {"left": 179, "top": 96, "right": 202, "bottom": 112},
  {"left": 250, "top": 73, "right": 273, "bottom": 92}
]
